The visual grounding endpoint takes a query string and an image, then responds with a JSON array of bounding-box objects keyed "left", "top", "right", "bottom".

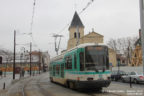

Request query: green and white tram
[{"left": 49, "top": 43, "right": 111, "bottom": 90}]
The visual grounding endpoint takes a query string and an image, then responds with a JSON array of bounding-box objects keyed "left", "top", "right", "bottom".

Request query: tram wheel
[
  {"left": 69, "top": 82, "right": 75, "bottom": 89},
  {"left": 96, "top": 87, "right": 102, "bottom": 92},
  {"left": 50, "top": 77, "right": 53, "bottom": 82}
]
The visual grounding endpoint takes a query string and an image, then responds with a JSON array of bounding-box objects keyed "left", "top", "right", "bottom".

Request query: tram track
[
  {"left": 21, "top": 78, "right": 32, "bottom": 96},
  {"left": 81, "top": 89, "right": 126, "bottom": 96},
  {"left": 20, "top": 73, "right": 127, "bottom": 96},
  {"left": 21, "top": 80, "right": 126, "bottom": 96},
  {"left": 36, "top": 76, "right": 54, "bottom": 96},
  {"left": 20, "top": 74, "right": 53, "bottom": 96}
]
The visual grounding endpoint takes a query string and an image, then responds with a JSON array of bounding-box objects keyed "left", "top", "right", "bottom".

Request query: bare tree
[
  {"left": 107, "top": 36, "right": 138, "bottom": 56},
  {"left": 107, "top": 38, "right": 117, "bottom": 52},
  {"left": 0, "top": 49, "right": 13, "bottom": 61}
]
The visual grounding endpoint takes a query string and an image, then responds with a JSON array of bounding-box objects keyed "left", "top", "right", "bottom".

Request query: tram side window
[
  {"left": 61, "top": 63, "right": 64, "bottom": 77},
  {"left": 66, "top": 56, "right": 72, "bottom": 69},
  {"left": 74, "top": 54, "right": 77, "bottom": 69},
  {"left": 49, "top": 66, "right": 52, "bottom": 75},
  {"left": 56, "top": 65, "right": 60, "bottom": 75},
  {"left": 53, "top": 65, "right": 55, "bottom": 76},
  {"left": 80, "top": 52, "right": 84, "bottom": 71}
]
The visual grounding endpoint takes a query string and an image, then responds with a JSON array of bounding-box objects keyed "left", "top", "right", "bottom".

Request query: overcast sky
[{"left": 0, "top": 0, "right": 140, "bottom": 57}]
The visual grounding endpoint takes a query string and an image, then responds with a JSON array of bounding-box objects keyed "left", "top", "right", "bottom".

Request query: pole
[
  {"left": 53, "top": 34, "right": 63, "bottom": 55},
  {"left": 130, "top": 77, "right": 132, "bottom": 88},
  {"left": 30, "top": 42, "right": 32, "bottom": 76},
  {"left": 57, "top": 36, "right": 62, "bottom": 55},
  {"left": 54, "top": 37, "right": 58, "bottom": 55},
  {"left": 117, "top": 58, "right": 120, "bottom": 74},
  {"left": 39, "top": 50, "right": 41, "bottom": 74},
  {"left": 4, "top": 59, "right": 8, "bottom": 77},
  {"left": 20, "top": 53, "right": 22, "bottom": 78},
  {"left": 13, "top": 30, "right": 16, "bottom": 79},
  {"left": 139, "top": 0, "right": 144, "bottom": 75},
  {"left": 76, "top": 25, "right": 79, "bottom": 46}
]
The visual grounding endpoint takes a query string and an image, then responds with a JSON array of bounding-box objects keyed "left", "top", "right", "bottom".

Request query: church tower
[{"left": 67, "top": 11, "right": 84, "bottom": 49}]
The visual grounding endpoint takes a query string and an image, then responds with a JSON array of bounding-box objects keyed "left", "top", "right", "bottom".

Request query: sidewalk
[
  {"left": 103, "top": 82, "right": 144, "bottom": 96},
  {"left": 0, "top": 73, "right": 30, "bottom": 90}
]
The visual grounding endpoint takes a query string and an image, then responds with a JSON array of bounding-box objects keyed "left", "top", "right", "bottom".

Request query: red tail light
[{"left": 139, "top": 76, "right": 144, "bottom": 79}]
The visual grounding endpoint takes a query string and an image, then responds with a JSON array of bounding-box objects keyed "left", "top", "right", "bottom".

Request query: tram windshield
[{"left": 85, "top": 46, "right": 109, "bottom": 71}]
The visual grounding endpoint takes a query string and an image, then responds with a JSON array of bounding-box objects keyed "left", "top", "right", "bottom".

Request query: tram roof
[{"left": 50, "top": 43, "right": 106, "bottom": 62}]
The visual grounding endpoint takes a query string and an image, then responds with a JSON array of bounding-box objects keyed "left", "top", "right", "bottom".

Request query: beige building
[{"left": 67, "top": 12, "right": 117, "bottom": 67}]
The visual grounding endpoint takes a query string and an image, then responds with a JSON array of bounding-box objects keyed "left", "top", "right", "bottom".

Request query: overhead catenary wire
[
  {"left": 79, "top": 0, "right": 95, "bottom": 15},
  {"left": 49, "top": 0, "right": 95, "bottom": 52},
  {"left": 54, "top": 0, "right": 95, "bottom": 36},
  {"left": 30, "top": 0, "right": 36, "bottom": 35},
  {"left": 29, "top": 0, "right": 39, "bottom": 49}
]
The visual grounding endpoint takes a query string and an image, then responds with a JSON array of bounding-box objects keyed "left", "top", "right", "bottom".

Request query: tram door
[{"left": 61, "top": 63, "right": 64, "bottom": 78}]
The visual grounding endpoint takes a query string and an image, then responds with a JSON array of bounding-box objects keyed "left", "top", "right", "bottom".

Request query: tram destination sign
[{"left": 86, "top": 46, "right": 104, "bottom": 51}]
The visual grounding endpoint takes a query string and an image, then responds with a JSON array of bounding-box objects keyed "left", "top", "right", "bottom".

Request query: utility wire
[
  {"left": 54, "top": 0, "right": 95, "bottom": 36},
  {"left": 29, "top": 0, "right": 39, "bottom": 49},
  {"left": 30, "top": 0, "right": 36, "bottom": 34},
  {"left": 49, "top": 0, "right": 96, "bottom": 53},
  {"left": 79, "top": 0, "right": 95, "bottom": 15},
  {"left": 59, "top": 23, "right": 70, "bottom": 34}
]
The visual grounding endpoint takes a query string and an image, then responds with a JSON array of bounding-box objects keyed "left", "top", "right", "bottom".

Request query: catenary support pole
[
  {"left": 13, "top": 30, "right": 16, "bottom": 79},
  {"left": 139, "top": 0, "right": 144, "bottom": 75},
  {"left": 30, "top": 42, "right": 32, "bottom": 76},
  {"left": 39, "top": 49, "right": 41, "bottom": 74},
  {"left": 76, "top": 25, "right": 79, "bottom": 46}
]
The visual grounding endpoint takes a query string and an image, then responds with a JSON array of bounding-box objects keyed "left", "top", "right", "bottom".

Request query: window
[
  {"left": 49, "top": 66, "right": 52, "bottom": 74},
  {"left": 80, "top": 52, "right": 84, "bottom": 71},
  {"left": 66, "top": 56, "right": 72, "bottom": 69},
  {"left": 53, "top": 65, "right": 56, "bottom": 76},
  {"left": 56, "top": 65, "right": 60, "bottom": 75},
  {"left": 74, "top": 54, "right": 77, "bottom": 69},
  {"left": 74, "top": 32, "right": 76, "bottom": 38},
  {"left": 61, "top": 63, "right": 64, "bottom": 77},
  {"left": 130, "top": 72, "right": 136, "bottom": 75},
  {"left": 122, "top": 60, "right": 125, "bottom": 63},
  {"left": 74, "top": 32, "right": 80, "bottom": 38}
]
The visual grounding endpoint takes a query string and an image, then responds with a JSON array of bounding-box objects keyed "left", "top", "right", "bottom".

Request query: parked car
[
  {"left": 121, "top": 71, "right": 144, "bottom": 84},
  {"left": 111, "top": 70, "right": 126, "bottom": 81}
]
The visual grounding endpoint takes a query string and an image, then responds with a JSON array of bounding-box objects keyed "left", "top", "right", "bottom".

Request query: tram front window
[{"left": 85, "top": 46, "right": 109, "bottom": 71}]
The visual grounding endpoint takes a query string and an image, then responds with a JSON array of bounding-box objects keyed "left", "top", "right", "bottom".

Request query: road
[{"left": 5, "top": 72, "right": 144, "bottom": 96}]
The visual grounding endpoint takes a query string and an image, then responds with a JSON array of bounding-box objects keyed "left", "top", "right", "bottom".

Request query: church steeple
[
  {"left": 69, "top": 11, "right": 84, "bottom": 30},
  {"left": 68, "top": 11, "right": 85, "bottom": 49}
]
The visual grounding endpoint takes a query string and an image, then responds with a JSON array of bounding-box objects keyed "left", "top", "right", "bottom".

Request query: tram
[{"left": 49, "top": 43, "right": 111, "bottom": 90}]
